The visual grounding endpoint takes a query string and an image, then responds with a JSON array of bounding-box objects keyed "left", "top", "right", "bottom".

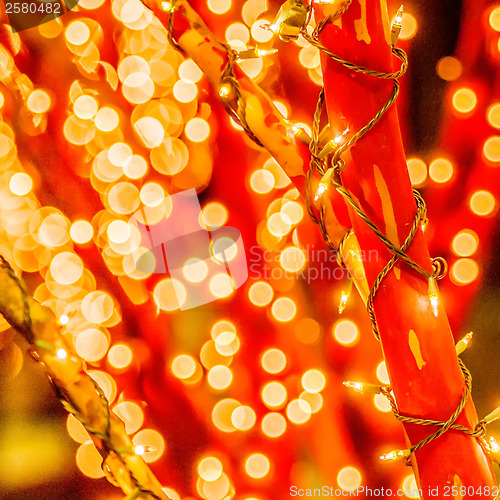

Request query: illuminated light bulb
[
  {"left": 317, "top": 129, "right": 349, "bottom": 160},
  {"left": 455, "top": 332, "right": 473, "bottom": 355},
  {"left": 391, "top": 6, "right": 404, "bottom": 45},
  {"left": 261, "top": 348, "right": 286, "bottom": 374},
  {"left": 161, "top": 0, "right": 173, "bottom": 11},
  {"left": 238, "top": 47, "right": 278, "bottom": 59},
  {"left": 134, "top": 445, "right": 146, "bottom": 455},
  {"left": 314, "top": 168, "right": 335, "bottom": 202},
  {"left": 489, "top": 437, "right": 500, "bottom": 453},
  {"left": 427, "top": 277, "right": 439, "bottom": 317},
  {"left": 59, "top": 314, "right": 69, "bottom": 325},
  {"left": 132, "top": 429, "right": 165, "bottom": 463},
  {"left": 380, "top": 449, "right": 410, "bottom": 461},
  {"left": 291, "top": 123, "right": 311, "bottom": 144},
  {"left": 56, "top": 348, "right": 68, "bottom": 360},
  {"left": 343, "top": 380, "right": 384, "bottom": 394},
  {"left": 342, "top": 380, "right": 361, "bottom": 393},
  {"left": 484, "top": 407, "right": 500, "bottom": 425},
  {"left": 218, "top": 83, "right": 233, "bottom": 99},
  {"left": 266, "top": 0, "right": 308, "bottom": 42},
  {"left": 134, "top": 445, "right": 155, "bottom": 455},
  {"left": 338, "top": 275, "right": 353, "bottom": 314}
]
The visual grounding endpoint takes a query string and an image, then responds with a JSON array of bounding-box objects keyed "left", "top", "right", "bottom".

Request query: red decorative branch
[{"left": 315, "top": 1, "right": 495, "bottom": 497}]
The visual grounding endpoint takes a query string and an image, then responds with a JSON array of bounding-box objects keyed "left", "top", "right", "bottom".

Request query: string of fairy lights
[
  {"left": 0, "top": 0, "right": 499, "bottom": 498},
  {"left": 157, "top": 0, "right": 500, "bottom": 486},
  {"left": 230, "top": 0, "right": 500, "bottom": 468}
]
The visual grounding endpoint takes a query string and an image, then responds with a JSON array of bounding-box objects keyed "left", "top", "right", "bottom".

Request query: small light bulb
[
  {"left": 427, "top": 277, "right": 439, "bottom": 317},
  {"left": 258, "top": 48, "right": 278, "bottom": 57},
  {"left": 380, "top": 448, "right": 410, "bottom": 461},
  {"left": 391, "top": 6, "right": 404, "bottom": 45},
  {"left": 219, "top": 83, "right": 232, "bottom": 98},
  {"left": 338, "top": 276, "right": 353, "bottom": 314},
  {"left": 59, "top": 314, "right": 69, "bottom": 325},
  {"left": 161, "top": 1, "right": 173, "bottom": 12},
  {"left": 338, "top": 292, "right": 349, "bottom": 314},
  {"left": 314, "top": 168, "right": 335, "bottom": 201},
  {"left": 490, "top": 437, "right": 500, "bottom": 453},
  {"left": 238, "top": 48, "right": 278, "bottom": 60},
  {"left": 380, "top": 451, "right": 397, "bottom": 461},
  {"left": 56, "top": 348, "right": 68, "bottom": 360},
  {"left": 455, "top": 332, "right": 473, "bottom": 355},
  {"left": 343, "top": 380, "right": 363, "bottom": 392},
  {"left": 343, "top": 381, "right": 387, "bottom": 394},
  {"left": 135, "top": 445, "right": 146, "bottom": 455},
  {"left": 289, "top": 124, "right": 311, "bottom": 144}
]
